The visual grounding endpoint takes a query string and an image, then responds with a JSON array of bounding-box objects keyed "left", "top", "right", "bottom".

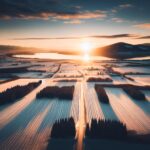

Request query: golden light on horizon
[
  {"left": 83, "top": 54, "right": 90, "bottom": 61},
  {"left": 81, "top": 41, "right": 92, "bottom": 62},
  {"left": 81, "top": 41, "right": 92, "bottom": 53}
]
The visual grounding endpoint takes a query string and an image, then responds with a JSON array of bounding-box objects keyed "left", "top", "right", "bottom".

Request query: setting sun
[
  {"left": 0, "top": 1, "right": 150, "bottom": 150},
  {"left": 81, "top": 42, "right": 92, "bottom": 53},
  {"left": 81, "top": 41, "right": 92, "bottom": 62}
]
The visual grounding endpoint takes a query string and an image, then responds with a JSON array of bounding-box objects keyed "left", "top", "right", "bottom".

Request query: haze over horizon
[{"left": 0, "top": 0, "right": 150, "bottom": 51}]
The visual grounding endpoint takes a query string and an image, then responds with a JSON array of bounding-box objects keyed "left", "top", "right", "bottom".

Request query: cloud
[
  {"left": 90, "top": 34, "right": 137, "bottom": 39},
  {"left": 111, "top": 9, "right": 118, "bottom": 13},
  {"left": 53, "top": 10, "right": 106, "bottom": 20},
  {"left": 3, "top": 11, "right": 106, "bottom": 21},
  {"left": 0, "top": 0, "right": 106, "bottom": 22},
  {"left": 64, "top": 19, "right": 83, "bottom": 24},
  {"left": 0, "top": 0, "right": 59, "bottom": 19},
  {"left": 112, "top": 18, "right": 125, "bottom": 23},
  {"left": 136, "top": 36, "right": 150, "bottom": 39},
  {"left": 72, "top": 5, "right": 82, "bottom": 10},
  {"left": 119, "top": 4, "right": 133, "bottom": 8},
  {"left": 12, "top": 34, "right": 139, "bottom": 40},
  {"left": 134, "top": 23, "right": 150, "bottom": 29},
  {"left": 111, "top": 3, "right": 133, "bottom": 14},
  {"left": 13, "top": 37, "right": 81, "bottom": 40}
]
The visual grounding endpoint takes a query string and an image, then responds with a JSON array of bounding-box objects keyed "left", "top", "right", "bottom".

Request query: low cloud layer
[
  {"left": 90, "top": 34, "right": 137, "bottom": 38},
  {"left": 0, "top": 0, "right": 149, "bottom": 28},
  {"left": 12, "top": 34, "right": 140, "bottom": 40},
  {"left": 119, "top": 4, "right": 133, "bottom": 8},
  {"left": 136, "top": 36, "right": 150, "bottom": 39},
  {"left": 134, "top": 23, "right": 150, "bottom": 29},
  {"left": 0, "top": 0, "right": 106, "bottom": 22}
]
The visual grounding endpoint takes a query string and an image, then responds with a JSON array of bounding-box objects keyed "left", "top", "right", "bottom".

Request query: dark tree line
[
  {"left": 0, "top": 77, "right": 19, "bottom": 85},
  {"left": 0, "top": 80, "right": 42, "bottom": 105},
  {"left": 85, "top": 119, "right": 127, "bottom": 139},
  {"left": 37, "top": 86, "right": 74, "bottom": 100},
  {"left": 51, "top": 117, "right": 76, "bottom": 138},
  {"left": 123, "top": 75, "right": 135, "bottom": 81},
  {"left": 53, "top": 79, "right": 77, "bottom": 82},
  {"left": 87, "top": 77, "right": 112, "bottom": 82},
  {"left": 95, "top": 84, "right": 150, "bottom": 90},
  {"left": 0, "top": 66, "right": 28, "bottom": 73},
  {"left": 95, "top": 85, "right": 109, "bottom": 103},
  {"left": 123, "top": 85, "right": 146, "bottom": 100},
  {"left": 56, "top": 75, "right": 82, "bottom": 78},
  {"left": 0, "top": 72, "right": 19, "bottom": 79}
]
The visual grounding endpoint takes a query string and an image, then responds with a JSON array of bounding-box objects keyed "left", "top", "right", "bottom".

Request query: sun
[
  {"left": 81, "top": 42, "right": 92, "bottom": 53},
  {"left": 81, "top": 41, "right": 92, "bottom": 62}
]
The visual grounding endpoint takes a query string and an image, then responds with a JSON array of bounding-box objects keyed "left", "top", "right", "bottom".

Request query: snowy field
[
  {"left": 113, "top": 66, "right": 150, "bottom": 74},
  {"left": 0, "top": 57, "right": 150, "bottom": 149}
]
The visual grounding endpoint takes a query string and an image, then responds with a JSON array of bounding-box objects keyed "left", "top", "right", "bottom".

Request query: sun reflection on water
[
  {"left": 81, "top": 41, "right": 92, "bottom": 62},
  {"left": 83, "top": 54, "right": 90, "bottom": 61}
]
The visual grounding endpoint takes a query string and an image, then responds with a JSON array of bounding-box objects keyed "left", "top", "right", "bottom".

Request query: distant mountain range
[
  {"left": 0, "top": 42, "right": 150, "bottom": 59},
  {"left": 92, "top": 42, "right": 150, "bottom": 59}
]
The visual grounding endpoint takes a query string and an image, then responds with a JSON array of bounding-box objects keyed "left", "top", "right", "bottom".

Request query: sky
[{"left": 0, "top": 0, "right": 150, "bottom": 51}]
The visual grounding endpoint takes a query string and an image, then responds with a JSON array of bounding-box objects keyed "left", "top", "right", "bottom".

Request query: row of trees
[
  {"left": 87, "top": 77, "right": 112, "bottom": 82},
  {"left": 95, "top": 85, "right": 109, "bottom": 103},
  {"left": 53, "top": 79, "right": 77, "bottom": 82},
  {"left": 94, "top": 83, "right": 150, "bottom": 90},
  {"left": 51, "top": 118, "right": 76, "bottom": 138},
  {"left": 55, "top": 74, "right": 83, "bottom": 78},
  {"left": 0, "top": 66, "right": 28, "bottom": 73},
  {"left": 0, "top": 80, "right": 42, "bottom": 105},
  {"left": 85, "top": 119, "right": 127, "bottom": 139},
  {"left": 0, "top": 77, "right": 19, "bottom": 85},
  {"left": 123, "top": 75, "right": 135, "bottom": 81},
  {"left": 123, "top": 85, "right": 146, "bottom": 100},
  {"left": 37, "top": 86, "right": 74, "bottom": 100},
  {"left": 50, "top": 118, "right": 127, "bottom": 140},
  {"left": 95, "top": 84, "right": 149, "bottom": 101}
]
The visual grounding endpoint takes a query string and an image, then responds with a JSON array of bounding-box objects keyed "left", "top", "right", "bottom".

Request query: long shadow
[
  {"left": 46, "top": 139, "right": 75, "bottom": 150},
  {"left": 0, "top": 103, "right": 11, "bottom": 112},
  {"left": 84, "top": 139, "right": 150, "bottom": 150},
  {"left": 128, "top": 96, "right": 150, "bottom": 115},
  {"left": 95, "top": 85, "right": 119, "bottom": 121},
  {"left": 100, "top": 102, "right": 119, "bottom": 121},
  {"left": 37, "top": 99, "right": 59, "bottom": 132},
  {"left": 0, "top": 100, "right": 51, "bottom": 142},
  {"left": 37, "top": 99, "right": 72, "bottom": 133}
]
